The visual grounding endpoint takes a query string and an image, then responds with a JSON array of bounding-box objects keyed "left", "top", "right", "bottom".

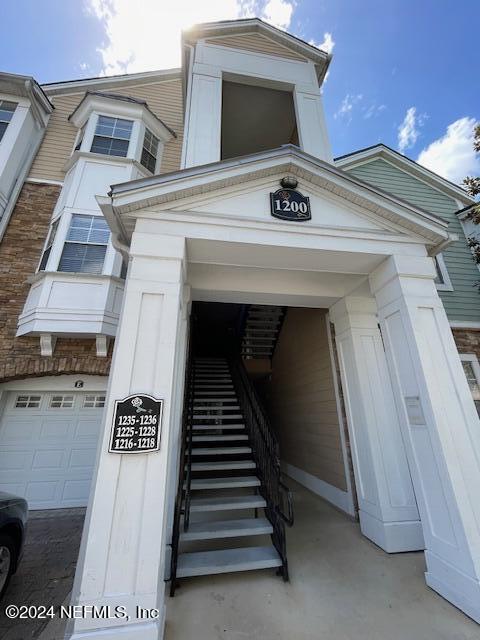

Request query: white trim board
[{"left": 282, "top": 461, "right": 356, "bottom": 517}]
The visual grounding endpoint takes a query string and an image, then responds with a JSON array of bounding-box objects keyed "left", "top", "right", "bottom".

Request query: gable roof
[
  {"left": 99, "top": 144, "right": 453, "bottom": 254},
  {"left": 335, "top": 143, "right": 473, "bottom": 205},
  {"left": 182, "top": 18, "right": 331, "bottom": 85}
]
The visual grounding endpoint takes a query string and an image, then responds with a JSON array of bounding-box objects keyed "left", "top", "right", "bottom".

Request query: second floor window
[
  {"left": 58, "top": 214, "right": 110, "bottom": 274},
  {"left": 0, "top": 100, "right": 17, "bottom": 142},
  {"left": 90, "top": 115, "right": 133, "bottom": 157},
  {"left": 140, "top": 128, "right": 159, "bottom": 173}
]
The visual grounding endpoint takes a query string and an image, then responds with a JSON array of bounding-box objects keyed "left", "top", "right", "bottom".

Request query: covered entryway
[
  {"left": 67, "top": 146, "right": 480, "bottom": 640},
  {"left": 0, "top": 390, "right": 104, "bottom": 509}
]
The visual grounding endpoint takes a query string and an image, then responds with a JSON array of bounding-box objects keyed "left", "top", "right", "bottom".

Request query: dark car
[{"left": 0, "top": 492, "right": 28, "bottom": 600}]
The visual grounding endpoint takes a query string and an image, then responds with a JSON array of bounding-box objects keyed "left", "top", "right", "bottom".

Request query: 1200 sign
[
  {"left": 109, "top": 394, "right": 163, "bottom": 454},
  {"left": 270, "top": 188, "right": 311, "bottom": 221}
]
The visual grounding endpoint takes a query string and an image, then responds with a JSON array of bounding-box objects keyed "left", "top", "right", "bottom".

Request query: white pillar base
[
  {"left": 359, "top": 510, "right": 424, "bottom": 553},
  {"left": 69, "top": 616, "right": 164, "bottom": 640},
  {"left": 425, "top": 552, "right": 480, "bottom": 624}
]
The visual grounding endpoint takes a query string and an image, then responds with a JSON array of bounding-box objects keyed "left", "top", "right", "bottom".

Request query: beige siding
[
  {"left": 205, "top": 33, "right": 308, "bottom": 62},
  {"left": 29, "top": 78, "right": 184, "bottom": 183},
  {"left": 267, "top": 308, "right": 347, "bottom": 491}
]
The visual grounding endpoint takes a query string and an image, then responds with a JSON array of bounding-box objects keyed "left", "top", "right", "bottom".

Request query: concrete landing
[{"left": 166, "top": 479, "right": 480, "bottom": 640}]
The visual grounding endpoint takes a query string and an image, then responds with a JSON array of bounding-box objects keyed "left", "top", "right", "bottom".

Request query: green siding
[{"left": 345, "top": 158, "right": 480, "bottom": 324}]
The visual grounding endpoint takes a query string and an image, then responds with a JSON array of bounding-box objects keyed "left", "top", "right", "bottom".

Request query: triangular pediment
[{"left": 103, "top": 146, "right": 451, "bottom": 252}]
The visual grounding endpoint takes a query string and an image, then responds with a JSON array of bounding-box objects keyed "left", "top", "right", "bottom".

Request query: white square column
[
  {"left": 68, "top": 233, "right": 189, "bottom": 640},
  {"left": 329, "top": 297, "right": 423, "bottom": 552},
  {"left": 370, "top": 255, "right": 480, "bottom": 623}
]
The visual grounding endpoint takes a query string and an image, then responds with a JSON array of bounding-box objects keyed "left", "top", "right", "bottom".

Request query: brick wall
[
  {"left": 0, "top": 182, "right": 112, "bottom": 382},
  {"left": 452, "top": 328, "right": 480, "bottom": 360}
]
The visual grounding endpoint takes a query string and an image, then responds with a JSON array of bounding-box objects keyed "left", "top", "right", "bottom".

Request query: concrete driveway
[{"left": 0, "top": 508, "right": 84, "bottom": 640}]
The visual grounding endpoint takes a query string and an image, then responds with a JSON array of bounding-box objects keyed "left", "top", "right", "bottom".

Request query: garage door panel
[
  {"left": 0, "top": 391, "right": 104, "bottom": 509},
  {"left": 1, "top": 420, "right": 37, "bottom": 442},
  {"left": 32, "top": 449, "right": 66, "bottom": 470},
  {"left": 69, "top": 448, "right": 97, "bottom": 470},
  {"left": 62, "top": 479, "right": 93, "bottom": 502},
  {"left": 39, "top": 417, "right": 76, "bottom": 441},
  {"left": 0, "top": 450, "right": 34, "bottom": 471},
  {"left": 25, "top": 480, "right": 59, "bottom": 503},
  {"left": 74, "top": 417, "right": 103, "bottom": 440}
]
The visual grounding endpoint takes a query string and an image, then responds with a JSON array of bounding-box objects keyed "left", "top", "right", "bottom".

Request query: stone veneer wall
[
  {"left": 452, "top": 328, "right": 480, "bottom": 360},
  {"left": 0, "top": 182, "right": 112, "bottom": 382}
]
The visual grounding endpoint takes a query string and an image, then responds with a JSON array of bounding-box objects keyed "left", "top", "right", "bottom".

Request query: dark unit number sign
[
  {"left": 109, "top": 394, "right": 163, "bottom": 454},
  {"left": 270, "top": 188, "right": 311, "bottom": 221}
]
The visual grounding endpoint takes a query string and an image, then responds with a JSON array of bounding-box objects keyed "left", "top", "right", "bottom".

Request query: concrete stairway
[
  {"left": 241, "top": 305, "right": 285, "bottom": 359},
  {"left": 176, "top": 357, "right": 281, "bottom": 579}
]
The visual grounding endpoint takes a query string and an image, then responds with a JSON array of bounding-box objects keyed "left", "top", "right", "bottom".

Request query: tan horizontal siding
[
  {"left": 205, "top": 33, "right": 308, "bottom": 62},
  {"left": 29, "top": 78, "right": 184, "bottom": 182},
  {"left": 267, "top": 308, "right": 347, "bottom": 491}
]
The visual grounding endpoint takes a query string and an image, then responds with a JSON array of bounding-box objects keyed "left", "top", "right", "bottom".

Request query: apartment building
[{"left": 0, "top": 18, "right": 479, "bottom": 640}]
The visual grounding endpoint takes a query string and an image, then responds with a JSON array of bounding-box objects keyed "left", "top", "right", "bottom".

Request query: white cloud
[
  {"left": 397, "top": 106, "right": 428, "bottom": 153},
  {"left": 262, "top": 0, "right": 294, "bottom": 30},
  {"left": 417, "top": 117, "right": 480, "bottom": 184},
  {"left": 309, "top": 32, "right": 335, "bottom": 54},
  {"left": 363, "top": 103, "right": 386, "bottom": 120},
  {"left": 86, "top": 0, "right": 246, "bottom": 74},
  {"left": 85, "top": 0, "right": 304, "bottom": 75},
  {"left": 334, "top": 93, "right": 362, "bottom": 124}
]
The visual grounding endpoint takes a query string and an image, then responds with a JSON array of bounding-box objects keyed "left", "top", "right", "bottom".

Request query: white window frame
[
  {"left": 89, "top": 114, "right": 134, "bottom": 158},
  {"left": 56, "top": 213, "right": 111, "bottom": 275},
  {"left": 434, "top": 253, "right": 453, "bottom": 291},
  {"left": 460, "top": 353, "right": 480, "bottom": 384}
]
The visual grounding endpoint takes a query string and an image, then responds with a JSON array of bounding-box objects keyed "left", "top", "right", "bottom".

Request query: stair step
[
  {"left": 193, "top": 414, "right": 243, "bottom": 420},
  {"left": 188, "top": 460, "right": 255, "bottom": 471},
  {"left": 189, "top": 494, "right": 266, "bottom": 512},
  {"left": 187, "top": 475, "right": 260, "bottom": 489},
  {"left": 192, "top": 423, "right": 245, "bottom": 431},
  {"left": 195, "top": 385, "right": 234, "bottom": 389},
  {"left": 177, "top": 546, "right": 281, "bottom": 578},
  {"left": 189, "top": 446, "right": 252, "bottom": 455},
  {"left": 179, "top": 518, "right": 272, "bottom": 542},
  {"left": 194, "top": 391, "right": 236, "bottom": 396},
  {"left": 193, "top": 406, "right": 240, "bottom": 411},
  {"left": 190, "top": 434, "right": 249, "bottom": 442}
]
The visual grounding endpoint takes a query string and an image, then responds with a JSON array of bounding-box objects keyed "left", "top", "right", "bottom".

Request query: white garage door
[{"left": 0, "top": 391, "right": 105, "bottom": 509}]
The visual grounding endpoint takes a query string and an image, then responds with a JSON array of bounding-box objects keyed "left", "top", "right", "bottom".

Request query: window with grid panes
[
  {"left": 140, "top": 128, "right": 159, "bottom": 173},
  {"left": 90, "top": 115, "right": 133, "bottom": 157},
  {"left": 58, "top": 215, "right": 110, "bottom": 274}
]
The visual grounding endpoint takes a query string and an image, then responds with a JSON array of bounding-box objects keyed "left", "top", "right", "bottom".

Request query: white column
[
  {"left": 68, "top": 233, "right": 187, "bottom": 640},
  {"left": 371, "top": 255, "right": 480, "bottom": 623},
  {"left": 329, "top": 296, "right": 423, "bottom": 552},
  {"left": 183, "top": 66, "right": 222, "bottom": 169},
  {"left": 293, "top": 86, "right": 333, "bottom": 162}
]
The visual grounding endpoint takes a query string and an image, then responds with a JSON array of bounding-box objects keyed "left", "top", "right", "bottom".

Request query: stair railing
[
  {"left": 229, "top": 356, "right": 294, "bottom": 580},
  {"left": 169, "top": 321, "right": 195, "bottom": 596}
]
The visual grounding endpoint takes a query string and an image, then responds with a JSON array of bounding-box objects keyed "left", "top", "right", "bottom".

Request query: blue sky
[{"left": 1, "top": 0, "right": 478, "bottom": 183}]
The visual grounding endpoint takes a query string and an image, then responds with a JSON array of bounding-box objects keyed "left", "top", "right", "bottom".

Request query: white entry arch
[{"left": 68, "top": 147, "right": 480, "bottom": 639}]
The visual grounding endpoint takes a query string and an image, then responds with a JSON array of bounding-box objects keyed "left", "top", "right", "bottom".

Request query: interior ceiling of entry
[{"left": 221, "top": 81, "right": 298, "bottom": 160}]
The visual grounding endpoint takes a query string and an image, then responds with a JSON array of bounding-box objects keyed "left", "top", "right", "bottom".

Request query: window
[
  {"left": 39, "top": 219, "right": 60, "bottom": 271},
  {"left": 140, "top": 128, "right": 159, "bottom": 173},
  {"left": 433, "top": 254, "right": 453, "bottom": 291},
  {"left": 58, "top": 214, "right": 110, "bottom": 274},
  {"left": 0, "top": 100, "right": 17, "bottom": 142},
  {"left": 74, "top": 123, "right": 86, "bottom": 152},
  {"left": 50, "top": 395, "right": 74, "bottom": 409},
  {"left": 460, "top": 354, "right": 480, "bottom": 417},
  {"left": 15, "top": 395, "right": 41, "bottom": 408},
  {"left": 84, "top": 395, "right": 106, "bottom": 408},
  {"left": 90, "top": 115, "right": 133, "bottom": 157}
]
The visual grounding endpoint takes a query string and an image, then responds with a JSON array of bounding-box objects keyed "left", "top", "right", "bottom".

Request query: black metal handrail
[
  {"left": 169, "top": 320, "right": 195, "bottom": 596},
  {"left": 229, "top": 356, "right": 293, "bottom": 580}
]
